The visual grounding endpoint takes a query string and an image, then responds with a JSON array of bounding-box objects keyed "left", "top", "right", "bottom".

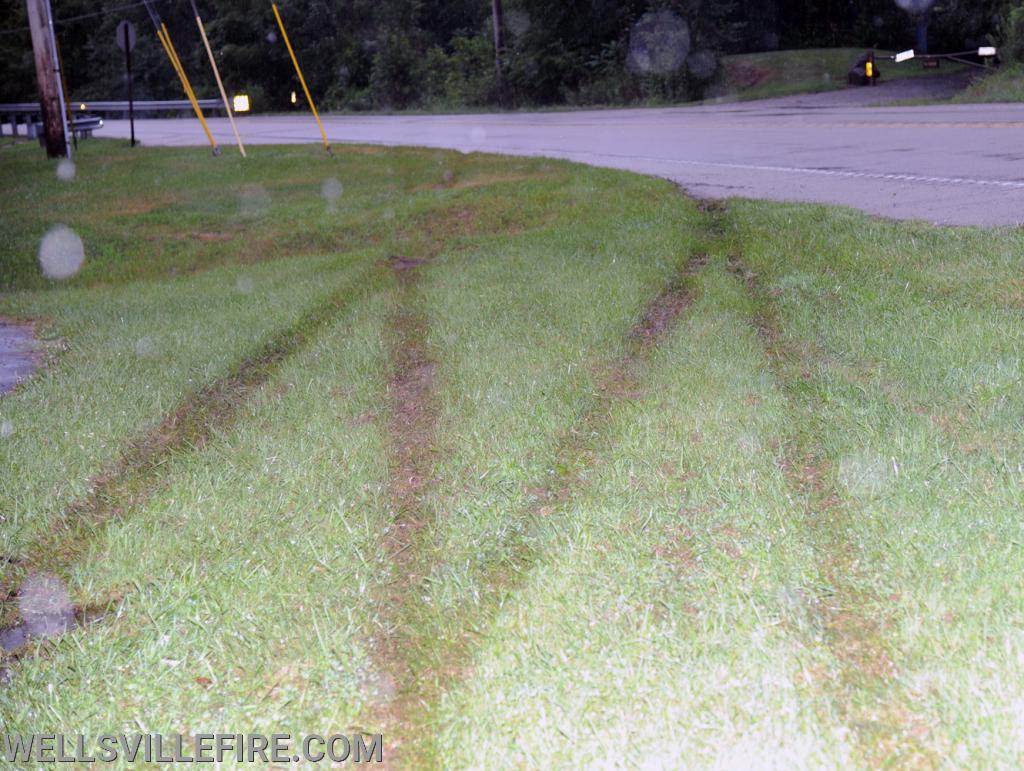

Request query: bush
[
  {"left": 370, "top": 34, "right": 423, "bottom": 109},
  {"left": 1000, "top": 5, "right": 1024, "bottom": 63},
  {"left": 443, "top": 35, "right": 496, "bottom": 107}
]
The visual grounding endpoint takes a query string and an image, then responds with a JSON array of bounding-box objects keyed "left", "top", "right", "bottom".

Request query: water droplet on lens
[
  {"left": 19, "top": 573, "right": 74, "bottom": 638},
  {"left": 235, "top": 276, "right": 255, "bottom": 294},
  {"left": 56, "top": 159, "right": 76, "bottom": 182},
  {"left": 38, "top": 225, "right": 85, "bottom": 280},
  {"left": 321, "top": 177, "right": 343, "bottom": 212},
  {"left": 506, "top": 10, "right": 530, "bottom": 37},
  {"left": 0, "top": 421, "right": 13, "bottom": 439},
  {"left": 627, "top": 10, "right": 690, "bottom": 75},
  {"left": 238, "top": 185, "right": 271, "bottom": 219},
  {"left": 895, "top": 0, "right": 935, "bottom": 12},
  {"left": 133, "top": 336, "right": 158, "bottom": 358}
]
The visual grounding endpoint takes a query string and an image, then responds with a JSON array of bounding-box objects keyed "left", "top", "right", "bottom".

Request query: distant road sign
[{"left": 116, "top": 20, "right": 136, "bottom": 53}]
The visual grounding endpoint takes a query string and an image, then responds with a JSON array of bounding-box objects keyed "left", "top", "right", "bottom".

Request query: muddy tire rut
[
  {"left": 726, "top": 255, "right": 935, "bottom": 768},
  {"left": 0, "top": 266, "right": 379, "bottom": 654},
  {"left": 364, "top": 255, "right": 442, "bottom": 766},
  {"left": 372, "top": 224, "right": 713, "bottom": 765}
]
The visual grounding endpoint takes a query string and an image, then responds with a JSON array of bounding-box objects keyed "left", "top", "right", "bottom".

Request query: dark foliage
[{"left": 0, "top": 0, "right": 1015, "bottom": 109}]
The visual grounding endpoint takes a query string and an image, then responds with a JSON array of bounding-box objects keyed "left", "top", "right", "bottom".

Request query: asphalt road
[{"left": 102, "top": 80, "right": 1024, "bottom": 227}]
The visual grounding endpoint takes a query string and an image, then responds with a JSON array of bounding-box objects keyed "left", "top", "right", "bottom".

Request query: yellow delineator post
[
  {"left": 191, "top": 3, "right": 246, "bottom": 158},
  {"left": 156, "top": 24, "right": 218, "bottom": 153},
  {"left": 272, "top": 3, "right": 330, "bottom": 151}
]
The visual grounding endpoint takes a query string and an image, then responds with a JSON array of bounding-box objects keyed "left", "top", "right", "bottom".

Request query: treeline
[{"left": 0, "top": 0, "right": 1017, "bottom": 110}]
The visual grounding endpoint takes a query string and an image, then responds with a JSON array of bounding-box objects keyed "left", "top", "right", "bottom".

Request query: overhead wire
[{"left": 0, "top": 0, "right": 171, "bottom": 37}]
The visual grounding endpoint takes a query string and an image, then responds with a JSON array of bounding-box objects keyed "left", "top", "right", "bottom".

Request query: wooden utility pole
[
  {"left": 26, "top": 0, "right": 68, "bottom": 157},
  {"left": 490, "top": 0, "right": 508, "bottom": 108}
]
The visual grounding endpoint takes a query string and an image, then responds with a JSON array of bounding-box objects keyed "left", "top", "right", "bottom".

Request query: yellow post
[
  {"left": 157, "top": 24, "right": 219, "bottom": 153},
  {"left": 160, "top": 25, "right": 201, "bottom": 115},
  {"left": 191, "top": 4, "right": 246, "bottom": 157},
  {"left": 272, "top": 3, "right": 330, "bottom": 151}
]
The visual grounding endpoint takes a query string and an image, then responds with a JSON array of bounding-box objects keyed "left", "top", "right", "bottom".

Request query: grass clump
[{"left": 953, "top": 64, "right": 1024, "bottom": 102}]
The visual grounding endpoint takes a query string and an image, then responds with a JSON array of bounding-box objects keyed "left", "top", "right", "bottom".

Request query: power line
[
  {"left": 56, "top": 0, "right": 168, "bottom": 24},
  {"left": 0, "top": 0, "right": 170, "bottom": 37}
]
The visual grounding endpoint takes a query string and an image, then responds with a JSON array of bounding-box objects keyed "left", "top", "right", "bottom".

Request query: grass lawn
[
  {"left": 720, "top": 48, "right": 966, "bottom": 101},
  {"left": 952, "top": 64, "right": 1024, "bottom": 102},
  {"left": 1, "top": 140, "right": 1023, "bottom": 767}
]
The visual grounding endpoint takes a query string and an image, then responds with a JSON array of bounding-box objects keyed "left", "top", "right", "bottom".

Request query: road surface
[{"left": 103, "top": 82, "right": 1024, "bottom": 227}]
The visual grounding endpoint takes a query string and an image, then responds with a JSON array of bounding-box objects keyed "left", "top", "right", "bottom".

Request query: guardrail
[{"left": 0, "top": 99, "right": 224, "bottom": 138}]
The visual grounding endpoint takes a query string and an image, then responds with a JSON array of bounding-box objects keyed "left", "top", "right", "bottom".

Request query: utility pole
[
  {"left": 490, "top": 0, "right": 508, "bottom": 108},
  {"left": 26, "top": 0, "right": 69, "bottom": 158}
]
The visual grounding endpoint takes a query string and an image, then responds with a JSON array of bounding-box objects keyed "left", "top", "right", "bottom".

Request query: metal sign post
[{"left": 116, "top": 20, "right": 137, "bottom": 147}]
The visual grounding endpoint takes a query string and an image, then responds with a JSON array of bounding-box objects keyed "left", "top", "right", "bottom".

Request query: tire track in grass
[
  {"left": 0, "top": 262, "right": 382, "bottom": 647},
  {"left": 725, "top": 255, "right": 935, "bottom": 768},
  {"left": 364, "top": 255, "right": 441, "bottom": 767},
  {"left": 394, "top": 207, "right": 719, "bottom": 766},
  {"left": 346, "top": 195, "right": 564, "bottom": 764}
]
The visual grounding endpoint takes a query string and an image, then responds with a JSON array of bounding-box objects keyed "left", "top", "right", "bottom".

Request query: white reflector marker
[
  {"left": 895, "top": 49, "right": 915, "bottom": 63},
  {"left": 978, "top": 46, "right": 997, "bottom": 57}
]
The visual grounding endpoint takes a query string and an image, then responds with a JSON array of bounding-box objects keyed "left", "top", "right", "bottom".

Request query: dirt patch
[
  {"left": 191, "top": 231, "right": 234, "bottom": 243},
  {"left": 451, "top": 172, "right": 551, "bottom": 191},
  {"left": 727, "top": 255, "right": 935, "bottom": 767},
  {"left": 416, "top": 171, "right": 557, "bottom": 193},
  {"left": 340, "top": 146, "right": 387, "bottom": 156},
  {"left": 110, "top": 194, "right": 172, "bottom": 216},
  {"left": 419, "top": 206, "right": 479, "bottom": 240},
  {"left": 996, "top": 278, "right": 1024, "bottom": 308},
  {"left": 653, "top": 525, "right": 697, "bottom": 573},
  {"left": 385, "top": 255, "right": 432, "bottom": 274}
]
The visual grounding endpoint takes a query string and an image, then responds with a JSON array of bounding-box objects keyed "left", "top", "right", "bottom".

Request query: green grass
[
  {"left": 2, "top": 141, "right": 1023, "bottom": 768},
  {"left": 952, "top": 64, "right": 1024, "bottom": 102},
  {"left": 720, "top": 47, "right": 965, "bottom": 101}
]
